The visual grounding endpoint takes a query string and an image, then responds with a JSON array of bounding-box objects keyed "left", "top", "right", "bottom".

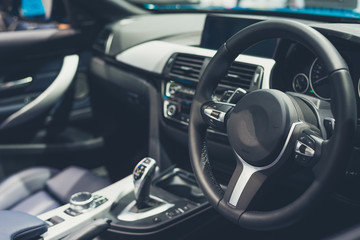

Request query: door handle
[{"left": 0, "top": 77, "right": 33, "bottom": 92}]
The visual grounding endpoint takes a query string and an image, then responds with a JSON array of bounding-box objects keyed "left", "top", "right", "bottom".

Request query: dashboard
[
  {"left": 272, "top": 40, "right": 360, "bottom": 104},
  {"left": 90, "top": 13, "right": 360, "bottom": 204}
]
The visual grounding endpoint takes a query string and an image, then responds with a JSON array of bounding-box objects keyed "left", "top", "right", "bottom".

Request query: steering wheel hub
[{"left": 227, "top": 89, "right": 297, "bottom": 167}]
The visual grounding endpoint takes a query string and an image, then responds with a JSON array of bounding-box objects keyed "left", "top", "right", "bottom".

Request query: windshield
[{"left": 133, "top": 0, "right": 360, "bottom": 21}]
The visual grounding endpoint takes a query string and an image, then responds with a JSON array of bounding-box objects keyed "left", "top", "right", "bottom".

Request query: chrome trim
[
  {"left": 204, "top": 108, "right": 226, "bottom": 123},
  {"left": 105, "top": 32, "right": 114, "bottom": 55},
  {"left": 0, "top": 77, "right": 32, "bottom": 92},
  {"left": 117, "top": 196, "right": 174, "bottom": 222},
  {"left": 0, "top": 55, "right": 79, "bottom": 130},
  {"left": 167, "top": 104, "right": 177, "bottom": 117},
  {"left": 227, "top": 88, "right": 247, "bottom": 103},
  {"left": 69, "top": 192, "right": 94, "bottom": 206},
  {"left": 292, "top": 73, "right": 309, "bottom": 94},
  {"left": 213, "top": 101, "right": 236, "bottom": 107},
  {"left": 295, "top": 141, "right": 315, "bottom": 157},
  {"left": 229, "top": 122, "right": 302, "bottom": 206}
]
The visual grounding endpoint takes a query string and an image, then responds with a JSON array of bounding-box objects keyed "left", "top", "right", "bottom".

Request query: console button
[
  {"left": 183, "top": 205, "right": 191, "bottom": 211},
  {"left": 46, "top": 216, "right": 64, "bottom": 227},
  {"left": 228, "top": 88, "right": 246, "bottom": 104},
  {"left": 165, "top": 211, "right": 175, "bottom": 218},
  {"left": 210, "top": 111, "right": 221, "bottom": 119},
  {"left": 134, "top": 165, "right": 146, "bottom": 180},
  {"left": 324, "top": 118, "right": 335, "bottom": 139},
  {"left": 201, "top": 102, "right": 233, "bottom": 131},
  {"left": 295, "top": 141, "right": 315, "bottom": 157},
  {"left": 167, "top": 104, "right": 177, "bottom": 117},
  {"left": 64, "top": 208, "right": 81, "bottom": 217},
  {"left": 94, "top": 198, "right": 108, "bottom": 208},
  {"left": 295, "top": 154, "right": 310, "bottom": 164},
  {"left": 174, "top": 208, "right": 184, "bottom": 215},
  {"left": 220, "top": 90, "right": 234, "bottom": 102}
]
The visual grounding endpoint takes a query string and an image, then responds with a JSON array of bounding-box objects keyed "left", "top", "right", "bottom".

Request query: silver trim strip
[
  {"left": 295, "top": 141, "right": 315, "bottom": 157},
  {"left": 0, "top": 55, "right": 79, "bottom": 130},
  {"left": 0, "top": 77, "right": 32, "bottom": 92},
  {"left": 229, "top": 122, "right": 302, "bottom": 206},
  {"left": 105, "top": 33, "right": 114, "bottom": 55},
  {"left": 204, "top": 108, "right": 226, "bottom": 123},
  {"left": 38, "top": 175, "right": 134, "bottom": 240}
]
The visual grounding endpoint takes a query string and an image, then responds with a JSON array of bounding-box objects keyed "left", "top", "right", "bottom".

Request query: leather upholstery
[
  {"left": 0, "top": 166, "right": 110, "bottom": 215},
  {"left": 0, "top": 210, "right": 47, "bottom": 240},
  {"left": 0, "top": 167, "right": 58, "bottom": 210},
  {"left": 46, "top": 166, "right": 110, "bottom": 204},
  {"left": 10, "top": 191, "right": 60, "bottom": 216}
]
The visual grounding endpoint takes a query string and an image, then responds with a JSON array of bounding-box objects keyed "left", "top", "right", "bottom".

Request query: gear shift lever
[{"left": 133, "top": 157, "right": 157, "bottom": 208}]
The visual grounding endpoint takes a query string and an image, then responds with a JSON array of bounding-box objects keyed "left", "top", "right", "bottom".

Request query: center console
[{"left": 37, "top": 158, "right": 211, "bottom": 240}]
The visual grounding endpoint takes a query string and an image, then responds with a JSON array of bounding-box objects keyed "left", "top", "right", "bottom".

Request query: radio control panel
[
  {"left": 163, "top": 82, "right": 193, "bottom": 125},
  {"left": 163, "top": 81, "right": 245, "bottom": 126}
]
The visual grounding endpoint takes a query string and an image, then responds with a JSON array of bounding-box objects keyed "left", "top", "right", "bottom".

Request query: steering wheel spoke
[
  {"left": 287, "top": 92, "right": 334, "bottom": 139},
  {"left": 222, "top": 162, "right": 267, "bottom": 212},
  {"left": 201, "top": 101, "right": 234, "bottom": 132}
]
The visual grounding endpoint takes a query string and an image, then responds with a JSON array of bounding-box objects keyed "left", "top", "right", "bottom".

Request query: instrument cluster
[{"left": 291, "top": 58, "right": 331, "bottom": 101}]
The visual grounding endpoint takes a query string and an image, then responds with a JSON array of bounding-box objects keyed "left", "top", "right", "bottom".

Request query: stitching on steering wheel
[{"left": 201, "top": 138, "right": 225, "bottom": 196}]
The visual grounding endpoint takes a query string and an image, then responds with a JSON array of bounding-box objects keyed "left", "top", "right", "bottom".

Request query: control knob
[
  {"left": 167, "top": 104, "right": 177, "bottom": 117},
  {"left": 69, "top": 192, "right": 94, "bottom": 213}
]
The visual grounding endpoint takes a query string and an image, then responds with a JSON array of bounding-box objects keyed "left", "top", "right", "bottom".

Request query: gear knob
[{"left": 133, "top": 157, "right": 157, "bottom": 206}]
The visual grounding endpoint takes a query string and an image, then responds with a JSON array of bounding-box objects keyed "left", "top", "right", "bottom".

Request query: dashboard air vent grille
[
  {"left": 169, "top": 54, "right": 205, "bottom": 81},
  {"left": 93, "top": 29, "right": 112, "bottom": 54},
  {"left": 220, "top": 62, "right": 258, "bottom": 90}
]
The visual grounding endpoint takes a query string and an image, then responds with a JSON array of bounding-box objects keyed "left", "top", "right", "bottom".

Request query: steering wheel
[{"left": 189, "top": 20, "right": 357, "bottom": 230}]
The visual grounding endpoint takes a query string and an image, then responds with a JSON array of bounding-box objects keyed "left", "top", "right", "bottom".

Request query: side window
[{"left": 0, "top": 0, "right": 70, "bottom": 32}]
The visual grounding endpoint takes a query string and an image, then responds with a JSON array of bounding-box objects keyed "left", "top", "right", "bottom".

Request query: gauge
[
  {"left": 309, "top": 58, "right": 331, "bottom": 100},
  {"left": 292, "top": 73, "right": 309, "bottom": 93}
]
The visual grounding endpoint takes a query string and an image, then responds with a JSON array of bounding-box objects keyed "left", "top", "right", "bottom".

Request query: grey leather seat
[{"left": 0, "top": 166, "right": 110, "bottom": 215}]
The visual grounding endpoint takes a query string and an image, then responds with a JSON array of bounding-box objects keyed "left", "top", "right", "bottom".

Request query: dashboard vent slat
[
  {"left": 93, "top": 29, "right": 112, "bottom": 54},
  {"left": 169, "top": 53, "right": 205, "bottom": 81},
  {"left": 220, "top": 62, "right": 259, "bottom": 90}
]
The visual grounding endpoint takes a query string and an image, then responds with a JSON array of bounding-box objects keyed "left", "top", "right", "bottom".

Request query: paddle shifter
[{"left": 133, "top": 157, "right": 157, "bottom": 208}]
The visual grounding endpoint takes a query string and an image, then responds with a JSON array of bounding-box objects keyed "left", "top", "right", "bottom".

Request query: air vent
[
  {"left": 220, "top": 62, "right": 259, "bottom": 90},
  {"left": 169, "top": 54, "right": 205, "bottom": 82},
  {"left": 93, "top": 29, "right": 113, "bottom": 54}
]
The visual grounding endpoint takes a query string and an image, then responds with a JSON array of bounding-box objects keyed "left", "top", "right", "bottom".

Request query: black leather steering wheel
[{"left": 189, "top": 20, "right": 357, "bottom": 230}]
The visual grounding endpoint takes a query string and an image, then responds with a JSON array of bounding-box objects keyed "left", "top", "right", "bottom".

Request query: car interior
[{"left": 0, "top": 0, "right": 360, "bottom": 239}]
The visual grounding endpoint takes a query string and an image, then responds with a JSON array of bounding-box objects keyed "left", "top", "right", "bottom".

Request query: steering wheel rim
[{"left": 189, "top": 20, "right": 357, "bottom": 230}]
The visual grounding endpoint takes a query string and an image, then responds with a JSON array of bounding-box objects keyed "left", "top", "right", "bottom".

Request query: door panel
[{"left": 0, "top": 28, "right": 103, "bottom": 178}]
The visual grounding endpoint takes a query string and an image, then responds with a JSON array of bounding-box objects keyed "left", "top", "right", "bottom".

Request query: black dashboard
[
  {"left": 273, "top": 39, "right": 360, "bottom": 104},
  {"left": 90, "top": 13, "right": 360, "bottom": 205}
]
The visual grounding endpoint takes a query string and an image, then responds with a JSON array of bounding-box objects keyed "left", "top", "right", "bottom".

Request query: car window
[
  {"left": 0, "top": 0, "right": 70, "bottom": 32},
  {"left": 128, "top": 0, "right": 360, "bottom": 22}
]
